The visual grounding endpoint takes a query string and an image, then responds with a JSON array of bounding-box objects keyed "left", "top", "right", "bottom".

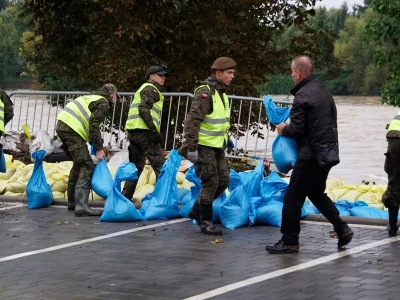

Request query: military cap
[
  {"left": 211, "top": 57, "right": 236, "bottom": 70},
  {"left": 146, "top": 65, "right": 168, "bottom": 79},
  {"left": 101, "top": 83, "right": 118, "bottom": 95}
]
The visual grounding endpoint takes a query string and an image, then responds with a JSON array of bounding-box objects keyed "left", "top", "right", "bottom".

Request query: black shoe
[
  {"left": 201, "top": 221, "right": 223, "bottom": 235},
  {"left": 338, "top": 226, "right": 354, "bottom": 248},
  {"left": 265, "top": 240, "right": 299, "bottom": 254},
  {"left": 387, "top": 224, "right": 399, "bottom": 237}
]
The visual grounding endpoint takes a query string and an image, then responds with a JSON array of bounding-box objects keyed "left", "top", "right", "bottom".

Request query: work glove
[
  {"left": 187, "top": 151, "right": 198, "bottom": 163},
  {"left": 152, "top": 132, "right": 162, "bottom": 144}
]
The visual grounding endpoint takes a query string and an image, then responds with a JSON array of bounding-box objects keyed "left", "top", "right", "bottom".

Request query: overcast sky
[{"left": 314, "top": 0, "right": 365, "bottom": 9}]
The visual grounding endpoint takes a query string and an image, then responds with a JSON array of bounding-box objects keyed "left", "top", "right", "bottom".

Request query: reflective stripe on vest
[
  {"left": 388, "top": 112, "right": 400, "bottom": 132},
  {"left": 125, "top": 83, "right": 163, "bottom": 131},
  {"left": 0, "top": 100, "right": 4, "bottom": 133},
  {"left": 195, "top": 85, "right": 230, "bottom": 148},
  {"left": 56, "top": 95, "right": 104, "bottom": 141}
]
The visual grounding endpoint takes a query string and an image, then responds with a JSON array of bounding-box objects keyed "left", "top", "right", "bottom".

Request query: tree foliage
[
  {"left": 21, "top": 0, "right": 325, "bottom": 95},
  {"left": 366, "top": 0, "right": 400, "bottom": 106},
  {"left": 0, "top": 1, "right": 29, "bottom": 85},
  {"left": 334, "top": 8, "right": 387, "bottom": 96}
]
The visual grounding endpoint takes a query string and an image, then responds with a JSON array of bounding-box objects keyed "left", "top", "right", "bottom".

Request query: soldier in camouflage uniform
[
  {"left": 122, "top": 66, "right": 168, "bottom": 199},
  {"left": 184, "top": 57, "right": 236, "bottom": 235},
  {"left": 0, "top": 88, "right": 14, "bottom": 137},
  {"left": 382, "top": 112, "right": 400, "bottom": 237},
  {"left": 56, "top": 84, "right": 118, "bottom": 216}
]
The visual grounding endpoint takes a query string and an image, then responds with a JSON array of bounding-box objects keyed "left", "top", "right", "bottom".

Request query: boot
[
  {"left": 337, "top": 224, "right": 354, "bottom": 248},
  {"left": 188, "top": 201, "right": 201, "bottom": 226},
  {"left": 67, "top": 178, "right": 77, "bottom": 210},
  {"left": 75, "top": 179, "right": 102, "bottom": 217},
  {"left": 388, "top": 206, "right": 399, "bottom": 237},
  {"left": 200, "top": 204, "right": 222, "bottom": 235},
  {"left": 122, "top": 180, "right": 138, "bottom": 200}
]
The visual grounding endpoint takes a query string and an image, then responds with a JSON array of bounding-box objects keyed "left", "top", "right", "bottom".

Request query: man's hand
[
  {"left": 96, "top": 149, "right": 105, "bottom": 160},
  {"left": 152, "top": 132, "right": 162, "bottom": 144},
  {"left": 276, "top": 122, "right": 286, "bottom": 136},
  {"left": 187, "top": 151, "right": 198, "bottom": 163}
]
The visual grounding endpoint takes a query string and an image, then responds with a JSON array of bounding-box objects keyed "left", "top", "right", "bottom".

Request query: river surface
[{"left": 267, "top": 96, "right": 398, "bottom": 185}]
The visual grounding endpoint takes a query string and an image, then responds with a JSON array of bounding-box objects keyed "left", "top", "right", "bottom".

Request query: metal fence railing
[{"left": 8, "top": 90, "right": 292, "bottom": 159}]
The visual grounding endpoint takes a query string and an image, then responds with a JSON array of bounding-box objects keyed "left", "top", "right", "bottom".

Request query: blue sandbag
[
  {"left": 303, "top": 200, "right": 320, "bottom": 215},
  {"left": 220, "top": 185, "right": 250, "bottom": 229},
  {"left": 91, "top": 159, "right": 113, "bottom": 198},
  {"left": 141, "top": 150, "right": 182, "bottom": 220},
  {"left": 177, "top": 188, "right": 191, "bottom": 205},
  {"left": 179, "top": 166, "right": 201, "bottom": 218},
  {"left": 255, "top": 200, "right": 308, "bottom": 227},
  {"left": 228, "top": 169, "right": 242, "bottom": 192},
  {"left": 99, "top": 162, "right": 143, "bottom": 222},
  {"left": 26, "top": 150, "right": 54, "bottom": 209},
  {"left": 212, "top": 193, "right": 225, "bottom": 224},
  {"left": 260, "top": 171, "right": 288, "bottom": 203},
  {"left": 0, "top": 147, "right": 6, "bottom": 173},
  {"left": 263, "top": 95, "right": 290, "bottom": 125},
  {"left": 272, "top": 136, "right": 297, "bottom": 174},
  {"left": 239, "top": 160, "right": 264, "bottom": 198},
  {"left": 349, "top": 206, "right": 389, "bottom": 219},
  {"left": 248, "top": 197, "right": 263, "bottom": 226}
]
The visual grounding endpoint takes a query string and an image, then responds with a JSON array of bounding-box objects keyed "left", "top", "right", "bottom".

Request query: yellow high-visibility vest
[
  {"left": 388, "top": 111, "right": 400, "bottom": 132},
  {"left": 125, "top": 83, "right": 163, "bottom": 132},
  {"left": 195, "top": 85, "right": 230, "bottom": 148},
  {"left": 56, "top": 95, "right": 105, "bottom": 141},
  {"left": 0, "top": 99, "right": 4, "bottom": 133}
]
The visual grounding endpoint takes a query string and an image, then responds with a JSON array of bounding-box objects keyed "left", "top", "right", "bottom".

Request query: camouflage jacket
[
  {"left": 136, "top": 79, "right": 164, "bottom": 133},
  {"left": 57, "top": 91, "right": 111, "bottom": 150},
  {"left": 184, "top": 75, "right": 229, "bottom": 152},
  {"left": 0, "top": 89, "right": 14, "bottom": 131}
]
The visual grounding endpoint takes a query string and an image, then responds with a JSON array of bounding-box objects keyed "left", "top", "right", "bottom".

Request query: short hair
[{"left": 291, "top": 56, "right": 315, "bottom": 76}]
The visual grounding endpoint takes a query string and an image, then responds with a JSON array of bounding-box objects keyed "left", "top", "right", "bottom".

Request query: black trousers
[{"left": 281, "top": 159, "right": 346, "bottom": 245}]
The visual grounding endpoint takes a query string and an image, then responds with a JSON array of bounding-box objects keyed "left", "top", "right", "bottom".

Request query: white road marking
[
  {"left": 301, "top": 220, "right": 386, "bottom": 229},
  {"left": 0, "top": 203, "right": 25, "bottom": 211},
  {"left": 0, "top": 219, "right": 188, "bottom": 263},
  {"left": 182, "top": 236, "right": 400, "bottom": 300}
]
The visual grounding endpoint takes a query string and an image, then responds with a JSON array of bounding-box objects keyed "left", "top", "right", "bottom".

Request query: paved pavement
[{"left": 0, "top": 203, "right": 399, "bottom": 300}]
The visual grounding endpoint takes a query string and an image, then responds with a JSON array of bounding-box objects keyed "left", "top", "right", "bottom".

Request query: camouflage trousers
[
  {"left": 194, "top": 145, "right": 230, "bottom": 205},
  {"left": 56, "top": 125, "right": 94, "bottom": 182},
  {"left": 123, "top": 130, "right": 165, "bottom": 198},
  {"left": 382, "top": 138, "right": 400, "bottom": 207}
]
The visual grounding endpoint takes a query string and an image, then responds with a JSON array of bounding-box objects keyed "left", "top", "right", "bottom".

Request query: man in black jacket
[{"left": 265, "top": 56, "right": 354, "bottom": 254}]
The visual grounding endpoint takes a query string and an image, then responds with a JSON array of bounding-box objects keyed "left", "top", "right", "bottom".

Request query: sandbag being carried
[
  {"left": 100, "top": 162, "right": 143, "bottom": 222},
  {"left": 140, "top": 150, "right": 182, "bottom": 220},
  {"left": 26, "top": 150, "right": 54, "bottom": 209},
  {"left": 91, "top": 159, "right": 113, "bottom": 198}
]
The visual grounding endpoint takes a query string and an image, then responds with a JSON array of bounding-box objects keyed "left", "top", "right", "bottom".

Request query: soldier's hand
[
  {"left": 96, "top": 149, "right": 105, "bottom": 160},
  {"left": 187, "top": 151, "right": 198, "bottom": 163},
  {"left": 152, "top": 132, "right": 162, "bottom": 144}
]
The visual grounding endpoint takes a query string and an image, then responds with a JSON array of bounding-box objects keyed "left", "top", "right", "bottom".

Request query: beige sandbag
[
  {"left": 331, "top": 186, "right": 351, "bottom": 200},
  {"left": 176, "top": 172, "right": 185, "bottom": 185},
  {"left": 180, "top": 179, "right": 194, "bottom": 190},
  {"left": 357, "top": 191, "right": 384, "bottom": 204},
  {"left": 368, "top": 203, "right": 385, "bottom": 210},
  {"left": 51, "top": 180, "right": 68, "bottom": 193},
  {"left": 137, "top": 165, "right": 152, "bottom": 188},
  {"left": 6, "top": 181, "right": 27, "bottom": 193},
  {"left": 326, "top": 178, "right": 345, "bottom": 190},
  {"left": 0, "top": 179, "right": 8, "bottom": 194},
  {"left": 3, "top": 191, "right": 24, "bottom": 197},
  {"left": 9, "top": 164, "right": 34, "bottom": 182},
  {"left": 0, "top": 167, "right": 16, "bottom": 180},
  {"left": 338, "top": 189, "right": 364, "bottom": 202},
  {"left": 132, "top": 184, "right": 154, "bottom": 204},
  {"left": 52, "top": 191, "right": 65, "bottom": 199},
  {"left": 149, "top": 169, "right": 156, "bottom": 186},
  {"left": 326, "top": 190, "right": 336, "bottom": 200}
]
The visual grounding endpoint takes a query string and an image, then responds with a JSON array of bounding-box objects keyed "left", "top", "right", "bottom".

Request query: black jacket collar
[{"left": 290, "top": 74, "right": 316, "bottom": 96}]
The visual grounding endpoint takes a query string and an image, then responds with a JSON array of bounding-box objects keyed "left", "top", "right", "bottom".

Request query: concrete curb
[{"left": 0, "top": 196, "right": 388, "bottom": 226}]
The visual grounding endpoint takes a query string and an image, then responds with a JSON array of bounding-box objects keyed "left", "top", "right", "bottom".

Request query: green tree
[
  {"left": 21, "top": 0, "right": 323, "bottom": 95},
  {"left": 366, "top": 0, "right": 400, "bottom": 106},
  {"left": 334, "top": 8, "right": 387, "bottom": 95},
  {"left": 0, "top": 1, "right": 29, "bottom": 85}
]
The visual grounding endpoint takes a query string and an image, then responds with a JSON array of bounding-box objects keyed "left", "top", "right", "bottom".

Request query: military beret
[{"left": 211, "top": 57, "right": 236, "bottom": 70}]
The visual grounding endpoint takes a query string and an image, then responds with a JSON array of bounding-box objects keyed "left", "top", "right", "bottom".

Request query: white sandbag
[{"left": 29, "top": 130, "right": 55, "bottom": 156}]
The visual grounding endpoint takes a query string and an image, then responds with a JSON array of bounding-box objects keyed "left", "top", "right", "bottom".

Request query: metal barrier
[{"left": 8, "top": 90, "right": 292, "bottom": 159}]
